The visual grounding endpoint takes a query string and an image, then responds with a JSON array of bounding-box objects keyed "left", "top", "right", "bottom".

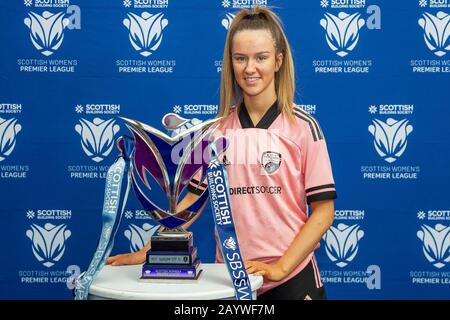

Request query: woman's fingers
[
  {"left": 245, "top": 261, "right": 259, "bottom": 269},
  {"left": 106, "top": 251, "right": 147, "bottom": 266},
  {"left": 246, "top": 266, "right": 257, "bottom": 274},
  {"left": 245, "top": 261, "right": 267, "bottom": 277},
  {"left": 106, "top": 254, "right": 127, "bottom": 266},
  {"left": 244, "top": 261, "right": 253, "bottom": 271},
  {"left": 106, "top": 256, "right": 116, "bottom": 265},
  {"left": 245, "top": 261, "right": 263, "bottom": 274},
  {"left": 113, "top": 254, "right": 129, "bottom": 266}
]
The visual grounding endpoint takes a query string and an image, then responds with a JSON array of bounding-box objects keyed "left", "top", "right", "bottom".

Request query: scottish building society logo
[
  {"left": 221, "top": 0, "right": 268, "bottom": 9},
  {"left": 418, "top": 11, "right": 450, "bottom": 57},
  {"left": 75, "top": 118, "right": 120, "bottom": 162},
  {"left": 323, "top": 223, "right": 365, "bottom": 268},
  {"left": 123, "top": 12, "right": 168, "bottom": 57},
  {"left": 223, "top": 237, "right": 237, "bottom": 251},
  {"left": 368, "top": 118, "right": 413, "bottom": 163},
  {"left": 0, "top": 118, "right": 22, "bottom": 162},
  {"left": 417, "top": 224, "right": 450, "bottom": 269},
  {"left": 26, "top": 223, "right": 71, "bottom": 268}
]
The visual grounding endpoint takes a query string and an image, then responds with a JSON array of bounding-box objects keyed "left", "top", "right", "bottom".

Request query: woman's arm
[
  {"left": 245, "top": 199, "right": 334, "bottom": 281},
  {"left": 106, "top": 191, "right": 203, "bottom": 266}
]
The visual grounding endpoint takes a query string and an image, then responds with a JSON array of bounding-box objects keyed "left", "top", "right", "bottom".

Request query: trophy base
[
  {"left": 141, "top": 259, "right": 202, "bottom": 282},
  {"left": 143, "top": 229, "right": 200, "bottom": 282}
]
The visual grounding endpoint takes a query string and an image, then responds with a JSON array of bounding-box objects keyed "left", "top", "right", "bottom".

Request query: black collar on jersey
[{"left": 238, "top": 100, "right": 280, "bottom": 129}]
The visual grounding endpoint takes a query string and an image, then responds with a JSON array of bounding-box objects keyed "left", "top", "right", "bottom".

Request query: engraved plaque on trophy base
[{"left": 141, "top": 231, "right": 202, "bottom": 281}]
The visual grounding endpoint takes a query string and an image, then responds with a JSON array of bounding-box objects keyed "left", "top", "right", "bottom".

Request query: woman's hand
[
  {"left": 106, "top": 250, "right": 146, "bottom": 266},
  {"left": 244, "top": 260, "right": 287, "bottom": 282}
]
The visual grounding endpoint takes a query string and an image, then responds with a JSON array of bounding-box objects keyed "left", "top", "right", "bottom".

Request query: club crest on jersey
[{"left": 261, "top": 151, "right": 281, "bottom": 174}]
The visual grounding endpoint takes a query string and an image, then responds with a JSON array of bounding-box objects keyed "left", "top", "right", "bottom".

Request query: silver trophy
[{"left": 120, "top": 114, "right": 221, "bottom": 280}]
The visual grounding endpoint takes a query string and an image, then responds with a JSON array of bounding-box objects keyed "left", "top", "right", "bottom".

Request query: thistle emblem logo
[
  {"left": 0, "top": 118, "right": 22, "bottom": 162},
  {"left": 418, "top": 11, "right": 450, "bottom": 57},
  {"left": 24, "top": 11, "right": 70, "bottom": 56},
  {"left": 26, "top": 223, "right": 72, "bottom": 268},
  {"left": 417, "top": 224, "right": 450, "bottom": 269},
  {"left": 124, "top": 223, "right": 159, "bottom": 252},
  {"left": 123, "top": 12, "right": 168, "bottom": 57},
  {"left": 320, "top": 12, "right": 365, "bottom": 57},
  {"left": 75, "top": 118, "right": 120, "bottom": 162},
  {"left": 223, "top": 237, "right": 237, "bottom": 251},
  {"left": 368, "top": 118, "right": 413, "bottom": 163},
  {"left": 323, "top": 223, "right": 365, "bottom": 268}
]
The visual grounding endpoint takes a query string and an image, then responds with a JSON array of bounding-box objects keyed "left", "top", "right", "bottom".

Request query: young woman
[{"left": 108, "top": 7, "right": 337, "bottom": 300}]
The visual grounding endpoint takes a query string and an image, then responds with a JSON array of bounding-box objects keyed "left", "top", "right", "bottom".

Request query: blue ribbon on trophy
[
  {"left": 74, "top": 113, "right": 253, "bottom": 300},
  {"left": 206, "top": 141, "right": 253, "bottom": 300},
  {"left": 74, "top": 136, "right": 134, "bottom": 300}
]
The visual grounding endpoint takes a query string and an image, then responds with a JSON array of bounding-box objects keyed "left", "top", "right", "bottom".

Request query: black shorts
[{"left": 257, "top": 259, "right": 327, "bottom": 300}]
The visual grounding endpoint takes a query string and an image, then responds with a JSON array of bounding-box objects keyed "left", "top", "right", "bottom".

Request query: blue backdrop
[{"left": 0, "top": 0, "right": 449, "bottom": 300}]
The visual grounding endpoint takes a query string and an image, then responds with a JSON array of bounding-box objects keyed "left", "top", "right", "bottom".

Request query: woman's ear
[{"left": 275, "top": 52, "right": 283, "bottom": 72}]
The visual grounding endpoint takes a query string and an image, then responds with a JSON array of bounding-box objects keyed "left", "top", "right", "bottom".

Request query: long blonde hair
[{"left": 219, "top": 7, "right": 295, "bottom": 119}]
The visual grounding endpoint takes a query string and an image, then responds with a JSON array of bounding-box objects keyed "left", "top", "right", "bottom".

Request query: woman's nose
[{"left": 245, "top": 59, "right": 256, "bottom": 73}]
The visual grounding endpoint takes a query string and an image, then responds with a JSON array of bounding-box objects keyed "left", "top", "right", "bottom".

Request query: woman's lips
[{"left": 243, "top": 76, "right": 261, "bottom": 85}]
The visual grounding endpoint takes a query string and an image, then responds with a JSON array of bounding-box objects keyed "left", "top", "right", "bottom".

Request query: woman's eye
[
  {"left": 257, "top": 56, "right": 268, "bottom": 61},
  {"left": 234, "top": 56, "right": 245, "bottom": 62}
]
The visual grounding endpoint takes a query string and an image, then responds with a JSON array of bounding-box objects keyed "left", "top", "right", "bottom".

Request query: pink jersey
[{"left": 188, "top": 101, "right": 337, "bottom": 295}]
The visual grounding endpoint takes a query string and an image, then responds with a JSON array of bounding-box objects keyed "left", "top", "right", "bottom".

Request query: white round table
[{"left": 88, "top": 263, "right": 263, "bottom": 300}]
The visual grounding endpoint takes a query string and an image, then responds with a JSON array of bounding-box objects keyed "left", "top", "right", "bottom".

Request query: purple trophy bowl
[{"left": 119, "top": 114, "right": 224, "bottom": 234}]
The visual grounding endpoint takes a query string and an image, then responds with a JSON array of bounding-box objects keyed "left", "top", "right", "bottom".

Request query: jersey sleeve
[{"left": 300, "top": 118, "right": 337, "bottom": 205}]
